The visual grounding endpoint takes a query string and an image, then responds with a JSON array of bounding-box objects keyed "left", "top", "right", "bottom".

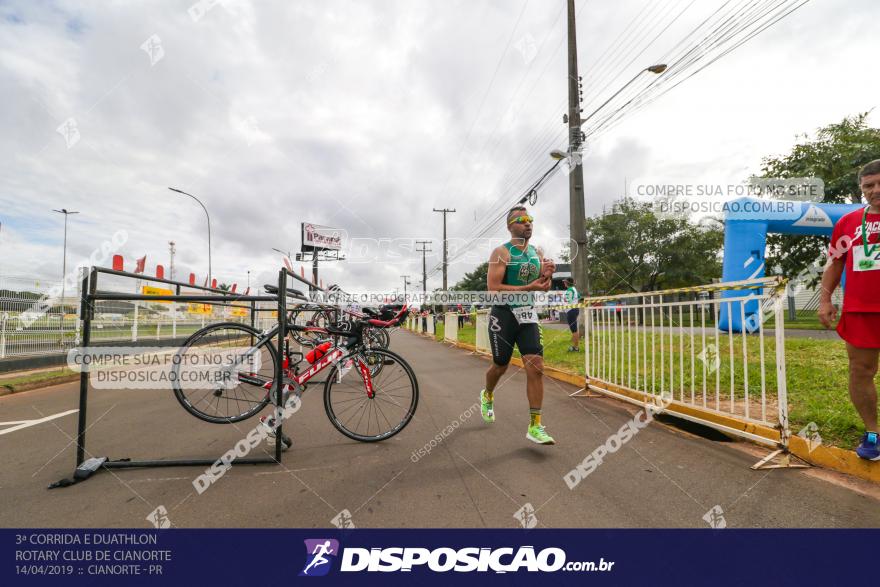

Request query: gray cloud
[{"left": 1, "top": 0, "right": 878, "bottom": 293}]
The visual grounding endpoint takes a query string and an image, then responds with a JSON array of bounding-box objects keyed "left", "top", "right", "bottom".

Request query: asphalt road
[{"left": 0, "top": 330, "right": 877, "bottom": 529}]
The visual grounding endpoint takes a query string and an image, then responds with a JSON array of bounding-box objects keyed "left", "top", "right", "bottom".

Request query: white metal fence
[
  {"left": 0, "top": 272, "right": 279, "bottom": 360},
  {"left": 0, "top": 273, "right": 84, "bottom": 359},
  {"left": 582, "top": 278, "right": 789, "bottom": 448}
]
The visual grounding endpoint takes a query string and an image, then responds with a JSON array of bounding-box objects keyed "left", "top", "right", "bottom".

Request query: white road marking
[{"left": 0, "top": 409, "right": 79, "bottom": 436}]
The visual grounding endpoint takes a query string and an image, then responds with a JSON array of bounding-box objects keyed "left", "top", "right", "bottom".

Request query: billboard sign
[{"left": 302, "top": 223, "right": 343, "bottom": 252}]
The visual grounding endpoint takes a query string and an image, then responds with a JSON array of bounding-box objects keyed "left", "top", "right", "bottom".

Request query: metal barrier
[
  {"left": 475, "top": 310, "right": 490, "bottom": 354},
  {"left": 0, "top": 270, "right": 266, "bottom": 359},
  {"left": 50, "top": 265, "right": 310, "bottom": 488},
  {"left": 579, "top": 277, "right": 797, "bottom": 468},
  {"left": 443, "top": 312, "right": 458, "bottom": 342},
  {"left": 0, "top": 273, "right": 84, "bottom": 358}
]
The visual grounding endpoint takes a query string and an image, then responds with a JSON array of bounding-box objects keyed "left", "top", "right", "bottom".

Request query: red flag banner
[
  {"left": 156, "top": 265, "right": 164, "bottom": 279},
  {"left": 244, "top": 287, "right": 250, "bottom": 295},
  {"left": 211, "top": 278, "right": 217, "bottom": 289},
  {"left": 112, "top": 255, "right": 123, "bottom": 271},
  {"left": 189, "top": 273, "right": 196, "bottom": 286},
  {"left": 231, "top": 283, "right": 237, "bottom": 293},
  {"left": 134, "top": 255, "right": 146, "bottom": 274}
]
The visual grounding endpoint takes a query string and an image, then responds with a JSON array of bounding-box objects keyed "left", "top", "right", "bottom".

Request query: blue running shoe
[{"left": 856, "top": 432, "right": 880, "bottom": 461}]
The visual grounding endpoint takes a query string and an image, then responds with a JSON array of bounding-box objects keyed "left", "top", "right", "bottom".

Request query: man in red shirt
[{"left": 819, "top": 159, "right": 880, "bottom": 461}]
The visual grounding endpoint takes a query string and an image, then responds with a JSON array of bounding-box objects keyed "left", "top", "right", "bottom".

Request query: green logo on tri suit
[{"left": 503, "top": 243, "right": 540, "bottom": 308}]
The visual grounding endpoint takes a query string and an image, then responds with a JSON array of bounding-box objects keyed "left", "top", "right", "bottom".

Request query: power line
[
  {"left": 435, "top": 0, "right": 532, "bottom": 199},
  {"left": 435, "top": 0, "right": 811, "bottom": 280}
]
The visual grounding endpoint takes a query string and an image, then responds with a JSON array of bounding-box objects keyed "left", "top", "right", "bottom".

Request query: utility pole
[
  {"left": 312, "top": 256, "right": 319, "bottom": 291},
  {"left": 566, "top": 0, "right": 589, "bottom": 297},
  {"left": 432, "top": 208, "right": 456, "bottom": 291},
  {"left": 400, "top": 275, "right": 411, "bottom": 299},
  {"left": 168, "top": 241, "right": 176, "bottom": 281},
  {"left": 415, "top": 240, "right": 432, "bottom": 294}
]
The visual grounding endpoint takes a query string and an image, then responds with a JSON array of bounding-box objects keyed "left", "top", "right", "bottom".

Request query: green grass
[
  {"left": 0, "top": 368, "right": 76, "bottom": 389},
  {"left": 783, "top": 311, "right": 827, "bottom": 330},
  {"left": 458, "top": 323, "right": 476, "bottom": 346}
]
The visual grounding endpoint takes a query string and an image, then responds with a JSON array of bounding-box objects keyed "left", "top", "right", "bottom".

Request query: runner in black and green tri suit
[{"left": 481, "top": 205, "right": 556, "bottom": 444}]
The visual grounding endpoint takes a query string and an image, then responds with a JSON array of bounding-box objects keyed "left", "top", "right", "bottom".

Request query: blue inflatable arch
[{"left": 718, "top": 197, "right": 861, "bottom": 332}]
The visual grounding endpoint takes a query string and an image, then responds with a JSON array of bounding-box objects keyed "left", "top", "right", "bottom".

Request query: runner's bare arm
[
  {"left": 818, "top": 255, "right": 844, "bottom": 329},
  {"left": 536, "top": 246, "right": 555, "bottom": 279}
]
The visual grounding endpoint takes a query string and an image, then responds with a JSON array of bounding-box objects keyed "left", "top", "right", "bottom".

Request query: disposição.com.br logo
[{"left": 299, "top": 540, "right": 613, "bottom": 575}]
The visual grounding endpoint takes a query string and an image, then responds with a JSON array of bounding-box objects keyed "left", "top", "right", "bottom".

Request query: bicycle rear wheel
[
  {"left": 172, "top": 322, "right": 277, "bottom": 424},
  {"left": 323, "top": 348, "right": 418, "bottom": 442}
]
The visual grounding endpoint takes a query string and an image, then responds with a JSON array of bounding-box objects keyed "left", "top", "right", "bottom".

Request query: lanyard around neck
[{"left": 862, "top": 206, "right": 878, "bottom": 257}]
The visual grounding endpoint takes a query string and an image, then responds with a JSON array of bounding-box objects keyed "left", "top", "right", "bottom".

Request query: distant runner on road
[
  {"left": 563, "top": 277, "right": 580, "bottom": 352},
  {"left": 481, "top": 206, "right": 556, "bottom": 444}
]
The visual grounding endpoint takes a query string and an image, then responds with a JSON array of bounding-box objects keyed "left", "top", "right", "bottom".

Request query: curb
[{"left": 405, "top": 329, "right": 880, "bottom": 485}]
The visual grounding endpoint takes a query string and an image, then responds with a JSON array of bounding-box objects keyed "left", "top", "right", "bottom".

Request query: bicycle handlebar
[{"left": 366, "top": 304, "right": 408, "bottom": 328}]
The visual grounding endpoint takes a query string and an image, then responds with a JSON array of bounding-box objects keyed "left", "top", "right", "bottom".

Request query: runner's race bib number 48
[{"left": 512, "top": 305, "right": 539, "bottom": 324}]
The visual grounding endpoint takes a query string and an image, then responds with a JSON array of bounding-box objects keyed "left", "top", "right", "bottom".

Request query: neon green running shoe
[
  {"left": 526, "top": 424, "right": 555, "bottom": 445},
  {"left": 480, "top": 389, "right": 494, "bottom": 423}
]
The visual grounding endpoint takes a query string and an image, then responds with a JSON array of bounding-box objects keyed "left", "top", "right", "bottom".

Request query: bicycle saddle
[{"left": 263, "top": 284, "right": 308, "bottom": 300}]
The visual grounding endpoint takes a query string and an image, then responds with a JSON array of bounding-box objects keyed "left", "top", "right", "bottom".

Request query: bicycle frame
[{"left": 235, "top": 321, "right": 376, "bottom": 399}]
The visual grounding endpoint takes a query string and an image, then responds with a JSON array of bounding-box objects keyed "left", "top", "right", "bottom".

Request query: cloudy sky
[{"left": 1, "top": 0, "right": 878, "bottom": 294}]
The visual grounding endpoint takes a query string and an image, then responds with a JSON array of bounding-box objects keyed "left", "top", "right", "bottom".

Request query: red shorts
[{"left": 836, "top": 312, "right": 880, "bottom": 348}]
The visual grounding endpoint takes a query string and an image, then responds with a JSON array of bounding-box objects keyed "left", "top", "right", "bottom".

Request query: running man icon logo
[{"left": 300, "top": 539, "right": 340, "bottom": 577}]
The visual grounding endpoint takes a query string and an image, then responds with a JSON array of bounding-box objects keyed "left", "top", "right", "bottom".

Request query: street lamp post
[
  {"left": 554, "top": 62, "right": 667, "bottom": 299},
  {"left": 272, "top": 247, "right": 292, "bottom": 262},
  {"left": 52, "top": 208, "right": 79, "bottom": 313},
  {"left": 168, "top": 187, "right": 212, "bottom": 287},
  {"left": 580, "top": 64, "right": 667, "bottom": 126}
]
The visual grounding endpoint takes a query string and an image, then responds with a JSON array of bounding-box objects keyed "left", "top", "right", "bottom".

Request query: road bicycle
[
  {"left": 170, "top": 288, "right": 417, "bottom": 443},
  {"left": 287, "top": 284, "right": 394, "bottom": 349}
]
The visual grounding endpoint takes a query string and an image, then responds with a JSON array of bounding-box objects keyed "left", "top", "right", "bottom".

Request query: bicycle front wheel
[
  {"left": 172, "top": 322, "right": 277, "bottom": 424},
  {"left": 364, "top": 326, "right": 390, "bottom": 349},
  {"left": 290, "top": 309, "right": 333, "bottom": 347},
  {"left": 323, "top": 348, "right": 418, "bottom": 442}
]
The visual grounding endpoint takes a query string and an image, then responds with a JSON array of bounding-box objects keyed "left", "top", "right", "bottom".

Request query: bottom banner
[{"left": 3, "top": 528, "right": 871, "bottom": 585}]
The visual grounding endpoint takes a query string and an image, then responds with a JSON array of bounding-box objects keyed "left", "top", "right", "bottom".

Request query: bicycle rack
[{"left": 49, "top": 266, "right": 315, "bottom": 488}]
